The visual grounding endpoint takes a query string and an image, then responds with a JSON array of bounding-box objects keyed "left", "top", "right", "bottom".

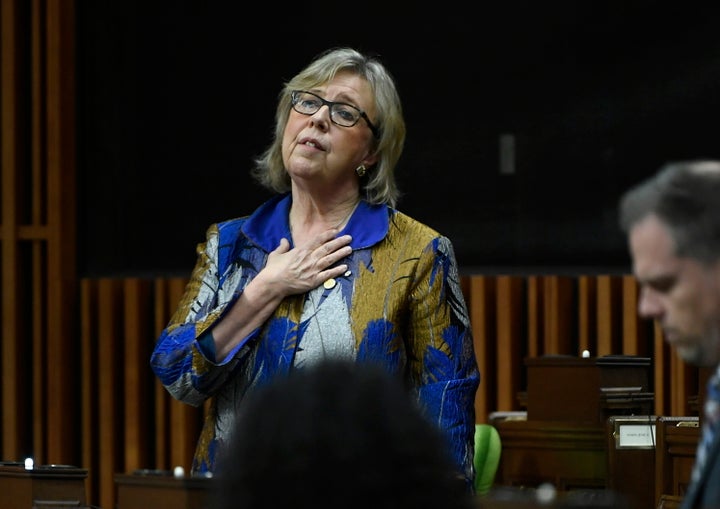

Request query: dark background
[{"left": 76, "top": 2, "right": 720, "bottom": 277}]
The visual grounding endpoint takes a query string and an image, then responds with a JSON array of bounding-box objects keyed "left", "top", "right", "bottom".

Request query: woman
[{"left": 150, "top": 47, "right": 480, "bottom": 489}]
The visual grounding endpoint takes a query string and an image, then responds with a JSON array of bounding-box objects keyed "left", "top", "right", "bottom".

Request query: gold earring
[{"left": 355, "top": 164, "right": 366, "bottom": 177}]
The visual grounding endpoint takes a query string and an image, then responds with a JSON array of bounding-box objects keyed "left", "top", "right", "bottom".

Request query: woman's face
[{"left": 281, "top": 71, "right": 378, "bottom": 194}]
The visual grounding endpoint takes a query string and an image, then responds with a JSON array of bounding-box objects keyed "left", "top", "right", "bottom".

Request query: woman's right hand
[
  {"left": 212, "top": 229, "right": 354, "bottom": 360},
  {"left": 263, "top": 230, "right": 353, "bottom": 296}
]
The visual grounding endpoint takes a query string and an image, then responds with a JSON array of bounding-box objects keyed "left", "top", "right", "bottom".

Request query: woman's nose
[{"left": 309, "top": 105, "right": 331, "bottom": 129}]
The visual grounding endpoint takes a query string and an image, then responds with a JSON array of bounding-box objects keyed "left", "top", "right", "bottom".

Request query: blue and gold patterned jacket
[{"left": 150, "top": 193, "right": 480, "bottom": 487}]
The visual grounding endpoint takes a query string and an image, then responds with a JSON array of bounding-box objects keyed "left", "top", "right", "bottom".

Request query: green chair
[{"left": 473, "top": 423, "right": 502, "bottom": 495}]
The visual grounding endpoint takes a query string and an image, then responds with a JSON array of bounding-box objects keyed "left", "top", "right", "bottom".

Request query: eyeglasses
[{"left": 290, "top": 90, "right": 379, "bottom": 138}]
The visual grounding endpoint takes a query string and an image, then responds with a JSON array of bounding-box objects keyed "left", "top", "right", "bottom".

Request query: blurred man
[{"left": 619, "top": 160, "right": 720, "bottom": 509}]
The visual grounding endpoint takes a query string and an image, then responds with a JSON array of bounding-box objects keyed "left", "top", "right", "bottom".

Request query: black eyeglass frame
[{"left": 290, "top": 90, "right": 380, "bottom": 139}]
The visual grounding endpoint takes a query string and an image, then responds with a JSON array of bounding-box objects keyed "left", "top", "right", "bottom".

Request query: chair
[{"left": 473, "top": 423, "right": 501, "bottom": 495}]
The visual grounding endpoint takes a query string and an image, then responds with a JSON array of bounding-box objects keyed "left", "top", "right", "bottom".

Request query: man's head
[{"left": 619, "top": 161, "right": 720, "bottom": 367}]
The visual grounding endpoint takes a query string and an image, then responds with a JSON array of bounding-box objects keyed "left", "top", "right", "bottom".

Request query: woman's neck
[{"left": 289, "top": 196, "right": 360, "bottom": 242}]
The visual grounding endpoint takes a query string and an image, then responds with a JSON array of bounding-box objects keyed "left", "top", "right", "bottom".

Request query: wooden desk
[
  {"left": 655, "top": 416, "right": 698, "bottom": 508},
  {"left": 657, "top": 494, "right": 683, "bottom": 509},
  {"left": 0, "top": 463, "right": 88, "bottom": 508},
  {"left": 525, "top": 355, "right": 653, "bottom": 425},
  {"left": 606, "top": 416, "right": 656, "bottom": 509},
  {"left": 478, "top": 486, "right": 630, "bottom": 508},
  {"left": 495, "top": 355, "right": 654, "bottom": 496},
  {"left": 493, "top": 419, "right": 607, "bottom": 490},
  {"left": 115, "top": 472, "right": 211, "bottom": 509}
]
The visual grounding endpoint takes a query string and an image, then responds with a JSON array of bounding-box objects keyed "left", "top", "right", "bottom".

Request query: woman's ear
[{"left": 362, "top": 154, "right": 379, "bottom": 168}]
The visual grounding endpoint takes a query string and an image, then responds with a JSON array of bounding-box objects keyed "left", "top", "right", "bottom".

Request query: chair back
[{"left": 474, "top": 423, "right": 501, "bottom": 495}]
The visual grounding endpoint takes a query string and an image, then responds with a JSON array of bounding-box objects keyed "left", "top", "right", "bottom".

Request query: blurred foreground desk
[
  {"left": 115, "top": 471, "right": 211, "bottom": 509},
  {"left": 0, "top": 462, "right": 88, "bottom": 508},
  {"left": 478, "top": 486, "right": 630, "bottom": 509},
  {"left": 493, "top": 419, "right": 607, "bottom": 490}
]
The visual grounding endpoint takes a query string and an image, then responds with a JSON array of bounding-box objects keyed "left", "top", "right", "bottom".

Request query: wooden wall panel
[
  {"left": 496, "top": 276, "right": 524, "bottom": 411},
  {"left": 622, "top": 275, "right": 644, "bottom": 355},
  {"left": 461, "top": 274, "right": 696, "bottom": 424},
  {"left": 31, "top": 242, "right": 47, "bottom": 463},
  {"left": 577, "top": 275, "right": 596, "bottom": 353},
  {"left": 1, "top": 0, "right": 26, "bottom": 462},
  {"left": 467, "top": 276, "right": 496, "bottom": 425},
  {"left": 97, "top": 279, "right": 123, "bottom": 509},
  {"left": 45, "top": 0, "right": 78, "bottom": 464},
  {"left": 543, "top": 276, "right": 574, "bottom": 354},
  {"left": 80, "top": 279, "right": 98, "bottom": 505},
  {"left": 123, "top": 279, "right": 153, "bottom": 472},
  {"left": 526, "top": 276, "right": 542, "bottom": 358},
  {"left": 153, "top": 279, "right": 173, "bottom": 471},
  {"left": 671, "top": 348, "right": 696, "bottom": 416},
  {"left": 596, "top": 275, "right": 619, "bottom": 355},
  {"left": 654, "top": 322, "right": 670, "bottom": 417},
  {"left": 2, "top": 0, "right": 77, "bottom": 471},
  {"left": 76, "top": 277, "right": 201, "bottom": 508}
]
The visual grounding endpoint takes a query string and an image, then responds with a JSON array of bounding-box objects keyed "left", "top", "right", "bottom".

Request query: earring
[{"left": 355, "top": 164, "right": 366, "bottom": 177}]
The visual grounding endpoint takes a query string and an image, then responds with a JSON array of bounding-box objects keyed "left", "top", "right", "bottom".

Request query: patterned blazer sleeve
[
  {"left": 150, "top": 220, "right": 258, "bottom": 406},
  {"left": 409, "top": 235, "right": 480, "bottom": 490}
]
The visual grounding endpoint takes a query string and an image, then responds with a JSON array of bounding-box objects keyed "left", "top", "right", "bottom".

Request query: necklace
[
  {"left": 334, "top": 200, "right": 360, "bottom": 230},
  {"left": 289, "top": 200, "right": 359, "bottom": 237}
]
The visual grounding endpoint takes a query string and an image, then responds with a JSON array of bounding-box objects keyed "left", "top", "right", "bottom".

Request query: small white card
[{"left": 618, "top": 423, "right": 656, "bottom": 448}]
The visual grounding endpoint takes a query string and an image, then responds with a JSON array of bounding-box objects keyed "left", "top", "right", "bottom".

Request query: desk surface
[
  {"left": 115, "top": 472, "right": 212, "bottom": 509},
  {"left": 0, "top": 463, "right": 88, "bottom": 508},
  {"left": 0, "top": 464, "right": 88, "bottom": 478}
]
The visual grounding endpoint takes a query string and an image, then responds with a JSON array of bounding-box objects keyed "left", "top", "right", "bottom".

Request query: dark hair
[
  {"left": 210, "top": 359, "right": 472, "bottom": 509},
  {"left": 618, "top": 160, "right": 720, "bottom": 264}
]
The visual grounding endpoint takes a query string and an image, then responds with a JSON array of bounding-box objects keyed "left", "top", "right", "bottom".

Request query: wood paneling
[
  {"left": 2, "top": 0, "right": 77, "bottom": 468},
  {"left": 496, "top": 276, "right": 524, "bottom": 410},
  {"left": 2, "top": 0, "right": 28, "bottom": 463},
  {"left": 76, "top": 278, "right": 203, "bottom": 508},
  {"left": 464, "top": 272, "right": 688, "bottom": 420},
  {"left": 45, "top": 0, "right": 78, "bottom": 465}
]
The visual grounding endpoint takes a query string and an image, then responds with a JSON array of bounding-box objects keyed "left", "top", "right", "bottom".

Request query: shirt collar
[{"left": 243, "top": 193, "right": 389, "bottom": 251}]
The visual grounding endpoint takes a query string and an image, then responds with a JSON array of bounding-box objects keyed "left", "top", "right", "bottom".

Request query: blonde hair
[{"left": 251, "top": 47, "right": 406, "bottom": 207}]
